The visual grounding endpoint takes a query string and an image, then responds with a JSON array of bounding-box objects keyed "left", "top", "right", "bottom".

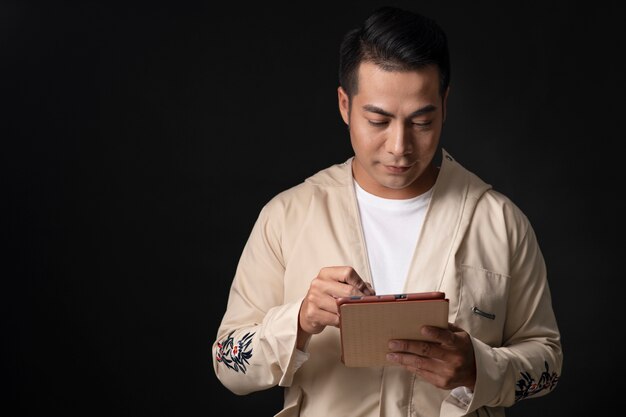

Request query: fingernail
[
  {"left": 388, "top": 341, "right": 401, "bottom": 350},
  {"left": 386, "top": 353, "right": 398, "bottom": 361}
]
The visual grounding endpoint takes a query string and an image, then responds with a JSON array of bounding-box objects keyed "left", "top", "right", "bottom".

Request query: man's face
[{"left": 338, "top": 62, "right": 448, "bottom": 199}]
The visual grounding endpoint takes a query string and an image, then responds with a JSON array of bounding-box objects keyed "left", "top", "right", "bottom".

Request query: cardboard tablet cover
[{"left": 338, "top": 295, "right": 449, "bottom": 367}]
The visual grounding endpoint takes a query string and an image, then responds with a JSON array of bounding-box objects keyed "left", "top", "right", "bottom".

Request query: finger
[
  {"left": 388, "top": 339, "right": 444, "bottom": 360},
  {"left": 405, "top": 366, "right": 452, "bottom": 390},
  {"left": 315, "top": 309, "right": 340, "bottom": 327},
  {"left": 318, "top": 266, "right": 374, "bottom": 296},
  {"left": 338, "top": 268, "right": 374, "bottom": 296},
  {"left": 300, "top": 310, "right": 340, "bottom": 333},
  {"left": 300, "top": 302, "right": 340, "bottom": 333},
  {"left": 387, "top": 354, "right": 457, "bottom": 390},
  {"left": 339, "top": 281, "right": 374, "bottom": 297},
  {"left": 386, "top": 352, "right": 435, "bottom": 372},
  {"left": 420, "top": 325, "right": 456, "bottom": 346},
  {"left": 302, "top": 287, "right": 342, "bottom": 315}
]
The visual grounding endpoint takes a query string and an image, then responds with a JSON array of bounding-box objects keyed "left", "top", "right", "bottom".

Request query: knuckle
[
  {"left": 340, "top": 266, "right": 353, "bottom": 280},
  {"left": 303, "top": 292, "right": 315, "bottom": 305},
  {"left": 310, "top": 279, "right": 324, "bottom": 292},
  {"left": 448, "top": 354, "right": 463, "bottom": 371},
  {"left": 401, "top": 354, "right": 419, "bottom": 368},
  {"left": 305, "top": 290, "right": 320, "bottom": 304},
  {"left": 413, "top": 357, "right": 422, "bottom": 369}
]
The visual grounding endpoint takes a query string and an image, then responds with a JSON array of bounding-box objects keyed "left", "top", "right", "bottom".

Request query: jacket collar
[{"left": 305, "top": 148, "right": 492, "bottom": 292}]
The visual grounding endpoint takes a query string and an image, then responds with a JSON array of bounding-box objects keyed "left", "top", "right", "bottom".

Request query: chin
[{"left": 381, "top": 178, "right": 414, "bottom": 190}]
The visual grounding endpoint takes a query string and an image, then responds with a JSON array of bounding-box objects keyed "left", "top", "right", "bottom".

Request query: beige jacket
[{"left": 213, "top": 149, "right": 562, "bottom": 417}]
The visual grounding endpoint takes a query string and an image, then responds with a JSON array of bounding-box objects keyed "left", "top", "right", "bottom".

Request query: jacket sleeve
[
  {"left": 212, "top": 201, "right": 304, "bottom": 395},
  {"left": 460, "top": 216, "right": 563, "bottom": 414}
]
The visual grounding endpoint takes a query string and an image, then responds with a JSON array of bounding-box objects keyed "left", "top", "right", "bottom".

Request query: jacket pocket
[{"left": 455, "top": 265, "right": 509, "bottom": 346}]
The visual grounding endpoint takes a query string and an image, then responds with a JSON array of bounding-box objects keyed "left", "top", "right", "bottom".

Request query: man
[{"left": 212, "top": 6, "right": 562, "bottom": 416}]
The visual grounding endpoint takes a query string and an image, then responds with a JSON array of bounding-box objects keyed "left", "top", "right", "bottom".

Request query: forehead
[{"left": 355, "top": 61, "right": 440, "bottom": 102}]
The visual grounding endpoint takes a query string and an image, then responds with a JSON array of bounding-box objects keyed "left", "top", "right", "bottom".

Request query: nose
[{"left": 385, "top": 123, "right": 413, "bottom": 156}]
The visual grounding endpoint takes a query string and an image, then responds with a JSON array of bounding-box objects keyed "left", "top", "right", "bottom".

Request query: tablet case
[{"left": 338, "top": 294, "right": 449, "bottom": 367}]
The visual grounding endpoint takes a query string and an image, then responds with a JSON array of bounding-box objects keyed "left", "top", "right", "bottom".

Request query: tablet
[{"left": 337, "top": 291, "right": 449, "bottom": 367}]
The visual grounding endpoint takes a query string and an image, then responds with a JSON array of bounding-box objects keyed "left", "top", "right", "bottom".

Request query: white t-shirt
[{"left": 354, "top": 179, "right": 433, "bottom": 295}]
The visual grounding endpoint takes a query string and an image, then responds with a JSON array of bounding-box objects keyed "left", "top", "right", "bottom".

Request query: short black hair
[{"left": 339, "top": 6, "right": 450, "bottom": 98}]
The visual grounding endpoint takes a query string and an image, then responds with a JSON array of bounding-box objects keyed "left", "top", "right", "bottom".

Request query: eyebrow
[{"left": 362, "top": 104, "right": 437, "bottom": 118}]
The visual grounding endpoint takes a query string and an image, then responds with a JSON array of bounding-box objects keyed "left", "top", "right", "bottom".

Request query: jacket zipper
[{"left": 471, "top": 306, "right": 496, "bottom": 320}]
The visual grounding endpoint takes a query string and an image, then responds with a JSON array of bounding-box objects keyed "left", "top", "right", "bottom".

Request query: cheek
[
  {"left": 351, "top": 124, "right": 383, "bottom": 152},
  {"left": 415, "top": 128, "right": 441, "bottom": 150}
]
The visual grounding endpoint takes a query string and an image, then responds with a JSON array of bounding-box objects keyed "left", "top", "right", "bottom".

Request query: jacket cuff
[
  {"left": 258, "top": 297, "right": 305, "bottom": 387},
  {"left": 467, "top": 337, "right": 516, "bottom": 411}
]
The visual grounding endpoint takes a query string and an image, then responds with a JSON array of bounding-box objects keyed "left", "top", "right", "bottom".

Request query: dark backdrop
[{"left": 4, "top": 1, "right": 625, "bottom": 416}]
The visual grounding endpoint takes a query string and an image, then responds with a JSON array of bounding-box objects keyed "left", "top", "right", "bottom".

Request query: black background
[{"left": 4, "top": 1, "right": 625, "bottom": 416}]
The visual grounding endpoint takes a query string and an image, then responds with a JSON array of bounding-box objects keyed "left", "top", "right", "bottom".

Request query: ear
[
  {"left": 442, "top": 85, "right": 450, "bottom": 122},
  {"left": 337, "top": 86, "right": 350, "bottom": 126}
]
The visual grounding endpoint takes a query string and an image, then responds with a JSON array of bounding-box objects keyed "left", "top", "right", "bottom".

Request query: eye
[
  {"left": 412, "top": 121, "right": 433, "bottom": 129},
  {"left": 368, "top": 120, "right": 389, "bottom": 127}
]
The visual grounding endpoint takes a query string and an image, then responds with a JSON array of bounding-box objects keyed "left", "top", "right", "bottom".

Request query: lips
[{"left": 384, "top": 164, "right": 412, "bottom": 174}]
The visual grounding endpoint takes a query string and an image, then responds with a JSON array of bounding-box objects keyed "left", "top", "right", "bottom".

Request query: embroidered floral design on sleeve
[
  {"left": 515, "top": 361, "right": 559, "bottom": 402},
  {"left": 215, "top": 331, "right": 255, "bottom": 373}
]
